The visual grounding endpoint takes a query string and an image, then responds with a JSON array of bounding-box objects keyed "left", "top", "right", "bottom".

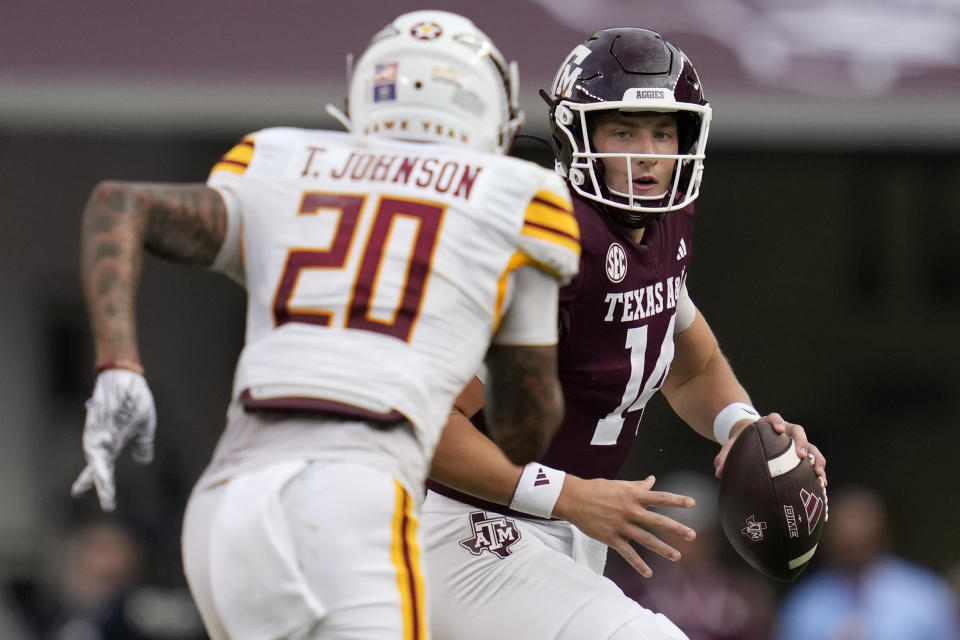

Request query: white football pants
[
  {"left": 421, "top": 490, "right": 687, "bottom": 640},
  {"left": 182, "top": 460, "right": 428, "bottom": 640}
]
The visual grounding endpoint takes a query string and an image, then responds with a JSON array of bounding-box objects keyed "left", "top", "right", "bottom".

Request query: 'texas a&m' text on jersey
[{"left": 430, "top": 193, "right": 694, "bottom": 516}]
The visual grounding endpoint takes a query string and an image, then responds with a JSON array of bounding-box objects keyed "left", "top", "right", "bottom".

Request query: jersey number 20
[{"left": 273, "top": 191, "right": 446, "bottom": 342}]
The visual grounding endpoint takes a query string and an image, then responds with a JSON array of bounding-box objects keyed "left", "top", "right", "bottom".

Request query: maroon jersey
[{"left": 429, "top": 193, "right": 694, "bottom": 514}]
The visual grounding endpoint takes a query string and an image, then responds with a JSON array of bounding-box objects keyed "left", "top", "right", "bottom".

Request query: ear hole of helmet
[{"left": 556, "top": 105, "right": 574, "bottom": 126}]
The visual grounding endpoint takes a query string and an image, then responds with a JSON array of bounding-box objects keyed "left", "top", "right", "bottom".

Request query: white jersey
[{"left": 206, "top": 127, "right": 579, "bottom": 456}]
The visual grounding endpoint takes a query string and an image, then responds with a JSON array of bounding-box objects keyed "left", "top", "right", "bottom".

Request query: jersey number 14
[{"left": 591, "top": 318, "right": 676, "bottom": 445}]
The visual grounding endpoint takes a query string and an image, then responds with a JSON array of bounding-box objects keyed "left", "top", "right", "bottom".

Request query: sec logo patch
[{"left": 605, "top": 243, "right": 627, "bottom": 283}]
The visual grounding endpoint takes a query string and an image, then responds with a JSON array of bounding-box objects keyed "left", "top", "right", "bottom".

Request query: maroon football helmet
[{"left": 542, "top": 28, "right": 712, "bottom": 228}]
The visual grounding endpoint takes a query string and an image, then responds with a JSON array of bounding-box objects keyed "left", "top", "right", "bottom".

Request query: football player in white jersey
[
  {"left": 421, "top": 28, "right": 828, "bottom": 640},
  {"left": 70, "top": 11, "right": 579, "bottom": 640}
]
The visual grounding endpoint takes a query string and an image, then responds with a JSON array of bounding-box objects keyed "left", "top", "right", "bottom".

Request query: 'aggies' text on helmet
[
  {"left": 542, "top": 28, "right": 712, "bottom": 227},
  {"left": 327, "top": 10, "right": 523, "bottom": 154}
]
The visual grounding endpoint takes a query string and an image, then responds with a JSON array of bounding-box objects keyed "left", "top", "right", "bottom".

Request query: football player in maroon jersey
[{"left": 421, "top": 28, "right": 827, "bottom": 640}]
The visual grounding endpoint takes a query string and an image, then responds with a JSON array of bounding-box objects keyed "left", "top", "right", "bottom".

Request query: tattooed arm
[
  {"left": 473, "top": 343, "right": 562, "bottom": 465},
  {"left": 80, "top": 180, "right": 228, "bottom": 365},
  {"left": 429, "top": 344, "right": 561, "bottom": 506}
]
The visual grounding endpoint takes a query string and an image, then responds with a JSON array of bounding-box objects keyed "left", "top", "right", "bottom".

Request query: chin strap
[
  {"left": 325, "top": 104, "right": 352, "bottom": 132},
  {"left": 326, "top": 51, "right": 355, "bottom": 133}
]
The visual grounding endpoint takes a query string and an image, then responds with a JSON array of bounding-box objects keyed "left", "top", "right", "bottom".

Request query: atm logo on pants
[{"left": 459, "top": 511, "right": 521, "bottom": 559}]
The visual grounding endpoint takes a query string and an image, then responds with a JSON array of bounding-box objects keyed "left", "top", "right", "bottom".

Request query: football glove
[{"left": 71, "top": 368, "right": 157, "bottom": 511}]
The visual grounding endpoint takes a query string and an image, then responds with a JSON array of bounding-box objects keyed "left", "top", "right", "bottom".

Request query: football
[{"left": 718, "top": 421, "right": 828, "bottom": 581}]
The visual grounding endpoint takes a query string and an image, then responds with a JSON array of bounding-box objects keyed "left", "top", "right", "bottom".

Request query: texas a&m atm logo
[
  {"left": 551, "top": 44, "right": 591, "bottom": 98},
  {"left": 459, "top": 511, "right": 521, "bottom": 559},
  {"left": 740, "top": 514, "right": 767, "bottom": 542}
]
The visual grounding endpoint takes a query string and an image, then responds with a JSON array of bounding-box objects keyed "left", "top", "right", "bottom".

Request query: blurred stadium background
[{"left": 2, "top": 0, "right": 959, "bottom": 637}]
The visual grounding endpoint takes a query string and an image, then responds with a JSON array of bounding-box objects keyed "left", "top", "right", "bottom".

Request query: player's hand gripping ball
[{"left": 718, "top": 421, "right": 828, "bottom": 581}]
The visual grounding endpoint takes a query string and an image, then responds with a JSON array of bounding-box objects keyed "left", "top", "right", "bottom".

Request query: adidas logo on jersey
[
  {"left": 676, "top": 238, "right": 687, "bottom": 261},
  {"left": 533, "top": 467, "right": 550, "bottom": 486}
]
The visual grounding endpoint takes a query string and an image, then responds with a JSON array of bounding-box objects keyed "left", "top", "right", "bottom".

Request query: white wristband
[
  {"left": 508, "top": 463, "right": 566, "bottom": 519},
  {"left": 713, "top": 402, "right": 760, "bottom": 444}
]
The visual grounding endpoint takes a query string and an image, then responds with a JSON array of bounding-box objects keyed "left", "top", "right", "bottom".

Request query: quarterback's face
[{"left": 589, "top": 111, "right": 679, "bottom": 198}]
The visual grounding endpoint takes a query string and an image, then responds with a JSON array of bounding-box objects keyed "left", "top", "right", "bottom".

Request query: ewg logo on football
[{"left": 605, "top": 243, "right": 627, "bottom": 283}]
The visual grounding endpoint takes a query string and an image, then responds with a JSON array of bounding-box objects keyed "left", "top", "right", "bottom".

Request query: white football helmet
[{"left": 327, "top": 11, "right": 523, "bottom": 154}]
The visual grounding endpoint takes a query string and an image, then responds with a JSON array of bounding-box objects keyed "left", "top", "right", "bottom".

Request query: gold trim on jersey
[
  {"left": 522, "top": 223, "right": 580, "bottom": 255},
  {"left": 493, "top": 252, "right": 534, "bottom": 331},
  {"left": 525, "top": 197, "right": 578, "bottom": 239},
  {"left": 391, "top": 481, "right": 426, "bottom": 640},
  {"left": 531, "top": 188, "right": 573, "bottom": 216},
  {"left": 366, "top": 213, "right": 423, "bottom": 326},
  {"left": 522, "top": 191, "right": 581, "bottom": 256},
  {"left": 344, "top": 195, "right": 446, "bottom": 342},
  {"left": 209, "top": 137, "right": 256, "bottom": 177},
  {"left": 272, "top": 192, "right": 368, "bottom": 328}
]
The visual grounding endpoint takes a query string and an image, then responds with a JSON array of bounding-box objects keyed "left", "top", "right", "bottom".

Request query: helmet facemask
[
  {"left": 553, "top": 97, "right": 712, "bottom": 227},
  {"left": 543, "top": 27, "right": 713, "bottom": 228}
]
